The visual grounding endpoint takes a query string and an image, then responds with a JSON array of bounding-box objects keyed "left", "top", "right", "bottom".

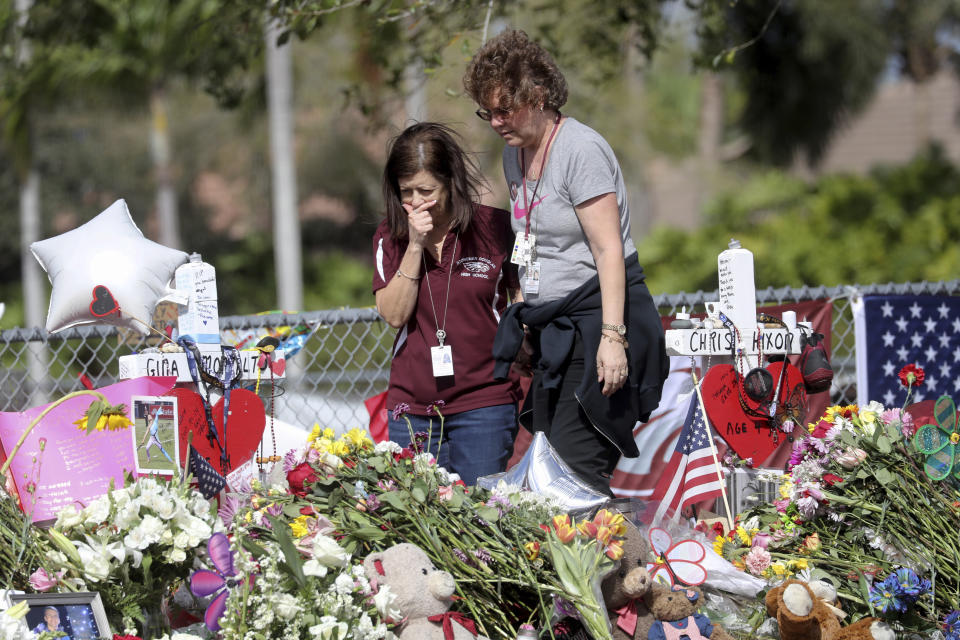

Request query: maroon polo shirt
[{"left": 372, "top": 203, "right": 522, "bottom": 416}]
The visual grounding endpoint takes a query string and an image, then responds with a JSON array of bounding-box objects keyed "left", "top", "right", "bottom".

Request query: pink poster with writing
[{"left": 0, "top": 376, "right": 176, "bottom": 523}]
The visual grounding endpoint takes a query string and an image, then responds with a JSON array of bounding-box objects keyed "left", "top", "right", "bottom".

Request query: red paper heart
[
  {"left": 700, "top": 363, "right": 808, "bottom": 465},
  {"left": 170, "top": 388, "right": 265, "bottom": 475},
  {"left": 270, "top": 357, "right": 285, "bottom": 376}
]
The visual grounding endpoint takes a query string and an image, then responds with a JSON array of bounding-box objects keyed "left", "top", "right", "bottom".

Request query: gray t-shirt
[{"left": 503, "top": 117, "right": 636, "bottom": 303}]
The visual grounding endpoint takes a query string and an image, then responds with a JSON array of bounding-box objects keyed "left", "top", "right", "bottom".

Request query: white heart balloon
[{"left": 31, "top": 199, "right": 188, "bottom": 335}]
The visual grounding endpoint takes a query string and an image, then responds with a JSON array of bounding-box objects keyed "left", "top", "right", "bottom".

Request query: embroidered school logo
[
  {"left": 457, "top": 257, "right": 495, "bottom": 279},
  {"left": 462, "top": 260, "right": 492, "bottom": 274}
]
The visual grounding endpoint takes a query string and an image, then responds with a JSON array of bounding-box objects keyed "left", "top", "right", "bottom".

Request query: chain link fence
[{"left": 3, "top": 279, "right": 960, "bottom": 431}]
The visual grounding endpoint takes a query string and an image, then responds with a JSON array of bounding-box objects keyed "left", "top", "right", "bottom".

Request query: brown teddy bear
[
  {"left": 601, "top": 520, "right": 655, "bottom": 639},
  {"left": 363, "top": 542, "right": 489, "bottom": 640},
  {"left": 644, "top": 582, "right": 735, "bottom": 640},
  {"left": 765, "top": 579, "right": 895, "bottom": 640}
]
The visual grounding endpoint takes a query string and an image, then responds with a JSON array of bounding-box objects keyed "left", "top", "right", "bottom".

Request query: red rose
[
  {"left": 821, "top": 473, "right": 844, "bottom": 487},
  {"left": 811, "top": 419, "right": 833, "bottom": 438},
  {"left": 287, "top": 462, "right": 319, "bottom": 497},
  {"left": 898, "top": 363, "right": 925, "bottom": 388}
]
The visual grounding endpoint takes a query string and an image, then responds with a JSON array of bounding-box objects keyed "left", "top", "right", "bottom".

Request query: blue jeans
[{"left": 387, "top": 403, "right": 518, "bottom": 486}]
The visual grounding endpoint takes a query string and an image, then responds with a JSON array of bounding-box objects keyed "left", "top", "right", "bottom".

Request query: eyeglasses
[{"left": 475, "top": 107, "right": 513, "bottom": 122}]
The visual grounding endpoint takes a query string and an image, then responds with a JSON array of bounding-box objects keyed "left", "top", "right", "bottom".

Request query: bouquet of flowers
[
  {"left": 232, "top": 426, "right": 572, "bottom": 638},
  {"left": 716, "top": 365, "right": 960, "bottom": 635},
  {"left": 38, "top": 474, "right": 222, "bottom": 637},
  {"left": 205, "top": 525, "right": 398, "bottom": 640},
  {"left": 540, "top": 510, "right": 625, "bottom": 640}
]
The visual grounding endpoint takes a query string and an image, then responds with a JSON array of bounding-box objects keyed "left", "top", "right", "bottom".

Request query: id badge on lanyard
[
  {"left": 431, "top": 345, "right": 454, "bottom": 377},
  {"left": 523, "top": 261, "right": 541, "bottom": 295}
]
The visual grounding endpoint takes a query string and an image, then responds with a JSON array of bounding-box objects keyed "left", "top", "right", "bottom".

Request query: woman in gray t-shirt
[{"left": 465, "top": 29, "right": 667, "bottom": 495}]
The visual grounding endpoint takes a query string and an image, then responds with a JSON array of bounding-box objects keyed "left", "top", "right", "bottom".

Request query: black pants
[{"left": 522, "top": 332, "right": 621, "bottom": 496}]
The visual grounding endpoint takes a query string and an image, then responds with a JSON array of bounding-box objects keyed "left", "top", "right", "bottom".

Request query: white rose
[
  {"left": 311, "top": 617, "right": 347, "bottom": 640},
  {"left": 167, "top": 548, "right": 187, "bottom": 563},
  {"left": 173, "top": 532, "right": 190, "bottom": 549},
  {"left": 302, "top": 559, "right": 328, "bottom": 578},
  {"left": 138, "top": 514, "right": 166, "bottom": 544},
  {"left": 190, "top": 495, "right": 211, "bottom": 517},
  {"left": 177, "top": 515, "right": 213, "bottom": 547},
  {"left": 371, "top": 584, "right": 403, "bottom": 622},
  {"left": 55, "top": 505, "right": 83, "bottom": 529},
  {"left": 310, "top": 535, "right": 349, "bottom": 568},
  {"left": 83, "top": 498, "right": 111, "bottom": 525},
  {"left": 114, "top": 502, "right": 141, "bottom": 530},
  {"left": 274, "top": 593, "right": 299, "bottom": 620},
  {"left": 123, "top": 527, "right": 150, "bottom": 552},
  {"left": 153, "top": 499, "right": 178, "bottom": 520},
  {"left": 75, "top": 543, "right": 110, "bottom": 582}
]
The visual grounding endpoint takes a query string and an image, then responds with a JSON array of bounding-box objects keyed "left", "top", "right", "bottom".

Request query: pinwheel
[
  {"left": 646, "top": 527, "right": 707, "bottom": 587},
  {"left": 913, "top": 395, "right": 960, "bottom": 482}
]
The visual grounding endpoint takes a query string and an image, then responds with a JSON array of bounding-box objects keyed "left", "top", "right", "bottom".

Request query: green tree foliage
[
  {"left": 699, "top": 0, "right": 890, "bottom": 167},
  {"left": 637, "top": 145, "right": 960, "bottom": 295}
]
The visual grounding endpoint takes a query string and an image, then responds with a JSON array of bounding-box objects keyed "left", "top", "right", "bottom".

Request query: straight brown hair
[{"left": 381, "top": 123, "right": 483, "bottom": 239}]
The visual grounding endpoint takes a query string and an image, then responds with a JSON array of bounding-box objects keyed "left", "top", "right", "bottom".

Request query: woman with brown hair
[
  {"left": 464, "top": 29, "right": 669, "bottom": 495},
  {"left": 372, "top": 122, "right": 522, "bottom": 485}
]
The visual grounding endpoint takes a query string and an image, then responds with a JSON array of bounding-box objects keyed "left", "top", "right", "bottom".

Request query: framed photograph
[
  {"left": 131, "top": 395, "right": 180, "bottom": 476},
  {"left": 10, "top": 592, "right": 111, "bottom": 640}
]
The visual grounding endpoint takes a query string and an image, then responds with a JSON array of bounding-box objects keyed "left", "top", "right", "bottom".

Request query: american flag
[
  {"left": 189, "top": 446, "right": 226, "bottom": 499},
  {"left": 650, "top": 394, "right": 725, "bottom": 522},
  {"left": 855, "top": 294, "right": 960, "bottom": 407}
]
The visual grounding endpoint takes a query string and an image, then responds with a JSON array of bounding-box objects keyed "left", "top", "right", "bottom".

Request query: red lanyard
[{"left": 519, "top": 113, "right": 562, "bottom": 236}]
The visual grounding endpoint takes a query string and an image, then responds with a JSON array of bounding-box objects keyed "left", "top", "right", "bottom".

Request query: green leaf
[
  {"left": 377, "top": 491, "right": 406, "bottom": 510},
  {"left": 347, "top": 510, "right": 372, "bottom": 528},
  {"left": 239, "top": 537, "right": 268, "bottom": 558},
  {"left": 475, "top": 505, "right": 501, "bottom": 522},
  {"left": 351, "top": 526, "right": 387, "bottom": 541},
  {"left": 874, "top": 468, "right": 894, "bottom": 485},
  {"left": 283, "top": 503, "right": 304, "bottom": 519},
  {"left": 86, "top": 401, "right": 104, "bottom": 432},
  {"left": 266, "top": 514, "right": 305, "bottom": 587},
  {"left": 411, "top": 486, "right": 427, "bottom": 503}
]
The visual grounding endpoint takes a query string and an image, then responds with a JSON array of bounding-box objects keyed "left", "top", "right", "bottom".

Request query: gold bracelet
[
  {"left": 601, "top": 333, "right": 629, "bottom": 348},
  {"left": 395, "top": 268, "right": 421, "bottom": 281}
]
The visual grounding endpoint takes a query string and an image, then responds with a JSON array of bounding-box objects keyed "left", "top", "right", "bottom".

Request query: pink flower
[
  {"left": 773, "top": 498, "right": 791, "bottom": 513},
  {"left": 744, "top": 546, "right": 772, "bottom": 576},
  {"left": 751, "top": 532, "right": 772, "bottom": 549},
  {"left": 836, "top": 447, "right": 867, "bottom": 470},
  {"left": 437, "top": 485, "right": 454, "bottom": 501},
  {"left": 29, "top": 567, "right": 62, "bottom": 592}
]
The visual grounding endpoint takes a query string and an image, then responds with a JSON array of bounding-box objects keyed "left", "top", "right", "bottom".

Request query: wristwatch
[{"left": 601, "top": 323, "right": 627, "bottom": 336}]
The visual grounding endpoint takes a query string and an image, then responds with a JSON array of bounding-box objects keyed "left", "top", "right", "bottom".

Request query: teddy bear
[
  {"left": 643, "top": 582, "right": 735, "bottom": 640},
  {"left": 363, "top": 542, "right": 489, "bottom": 640},
  {"left": 765, "top": 579, "right": 895, "bottom": 640},
  {"left": 601, "top": 520, "right": 655, "bottom": 639}
]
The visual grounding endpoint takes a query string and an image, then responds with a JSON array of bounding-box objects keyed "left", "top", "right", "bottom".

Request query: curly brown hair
[{"left": 463, "top": 29, "right": 568, "bottom": 112}]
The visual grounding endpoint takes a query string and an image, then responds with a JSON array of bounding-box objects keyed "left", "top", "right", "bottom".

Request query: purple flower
[
  {"left": 751, "top": 532, "right": 772, "bottom": 549},
  {"left": 943, "top": 610, "right": 960, "bottom": 639},
  {"left": 473, "top": 548, "right": 494, "bottom": 567},
  {"left": 485, "top": 494, "right": 513, "bottom": 516},
  {"left": 796, "top": 495, "right": 819, "bottom": 519},
  {"left": 282, "top": 449, "right": 301, "bottom": 473},
  {"left": 426, "top": 400, "right": 446, "bottom": 416},
  {"left": 378, "top": 479, "right": 396, "bottom": 492},
  {"left": 453, "top": 548, "right": 472, "bottom": 564},
  {"left": 218, "top": 493, "right": 250, "bottom": 527},
  {"left": 365, "top": 494, "right": 381, "bottom": 512},
  {"left": 391, "top": 402, "right": 410, "bottom": 421}
]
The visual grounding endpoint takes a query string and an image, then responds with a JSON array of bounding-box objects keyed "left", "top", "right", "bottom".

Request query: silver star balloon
[{"left": 477, "top": 431, "right": 610, "bottom": 513}]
